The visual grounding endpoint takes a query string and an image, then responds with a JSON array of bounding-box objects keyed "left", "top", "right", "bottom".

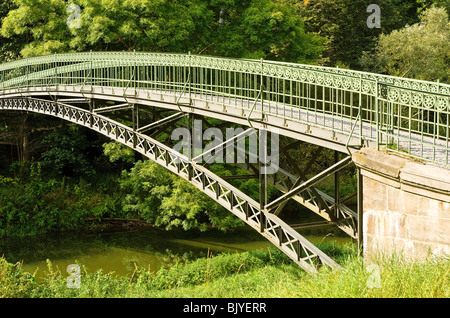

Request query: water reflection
[
  {"left": 0, "top": 226, "right": 273, "bottom": 279},
  {"left": 0, "top": 226, "right": 352, "bottom": 279}
]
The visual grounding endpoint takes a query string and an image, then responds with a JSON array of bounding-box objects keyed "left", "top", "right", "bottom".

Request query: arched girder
[
  {"left": 0, "top": 96, "right": 341, "bottom": 274},
  {"left": 3, "top": 84, "right": 362, "bottom": 235},
  {"left": 8, "top": 84, "right": 360, "bottom": 237}
]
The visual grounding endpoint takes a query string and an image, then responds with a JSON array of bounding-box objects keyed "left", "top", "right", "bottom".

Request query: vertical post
[
  {"left": 259, "top": 163, "right": 265, "bottom": 233},
  {"left": 89, "top": 99, "right": 94, "bottom": 128},
  {"left": 26, "top": 63, "right": 29, "bottom": 92},
  {"left": 131, "top": 104, "right": 136, "bottom": 131},
  {"left": 188, "top": 51, "right": 192, "bottom": 105},
  {"left": 90, "top": 50, "right": 93, "bottom": 91},
  {"left": 259, "top": 128, "right": 267, "bottom": 233},
  {"left": 133, "top": 50, "right": 137, "bottom": 96},
  {"left": 187, "top": 113, "right": 192, "bottom": 161},
  {"left": 191, "top": 113, "right": 197, "bottom": 162},
  {"left": 54, "top": 54, "right": 58, "bottom": 90},
  {"left": 131, "top": 104, "right": 137, "bottom": 148},
  {"left": 135, "top": 105, "right": 140, "bottom": 131},
  {"left": 260, "top": 58, "right": 264, "bottom": 118},
  {"left": 334, "top": 151, "right": 340, "bottom": 221},
  {"left": 359, "top": 74, "right": 363, "bottom": 146},
  {"left": 375, "top": 78, "right": 379, "bottom": 150},
  {"left": 357, "top": 167, "right": 364, "bottom": 256}
]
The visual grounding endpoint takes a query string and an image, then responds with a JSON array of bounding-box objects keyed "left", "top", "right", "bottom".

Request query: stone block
[
  {"left": 363, "top": 177, "right": 387, "bottom": 211},
  {"left": 355, "top": 148, "right": 450, "bottom": 261}
]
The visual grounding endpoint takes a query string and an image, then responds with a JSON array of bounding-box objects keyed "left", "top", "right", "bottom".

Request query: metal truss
[
  {"left": 0, "top": 97, "right": 342, "bottom": 273},
  {"left": 266, "top": 156, "right": 352, "bottom": 211},
  {"left": 229, "top": 139, "right": 358, "bottom": 238}
]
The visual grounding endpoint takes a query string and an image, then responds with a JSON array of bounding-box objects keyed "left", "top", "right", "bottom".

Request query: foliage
[
  {"left": 120, "top": 160, "right": 243, "bottom": 232},
  {"left": 103, "top": 141, "right": 135, "bottom": 164},
  {"left": 0, "top": 0, "right": 325, "bottom": 63},
  {"left": 0, "top": 0, "right": 69, "bottom": 57},
  {"left": 361, "top": 6, "right": 450, "bottom": 82},
  {"left": 210, "top": 0, "right": 325, "bottom": 62},
  {"left": 0, "top": 112, "right": 65, "bottom": 162},
  {"left": 0, "top": 257, "right": 37, "bottom": 297},
  {"left": 298, "top": 0, "right": 436, "bottom": 68},
  {"left": 40, "top": 125, "right": 97, "bottom": 178},
  {"left": 0, "top": 162, "right": 124, "bottom": 236},
  {"left": 0, "top": 245, "right": 448, "bottom": 298},
  {"left": 0, "top": 0, "right": 25, "bottom": 62}
]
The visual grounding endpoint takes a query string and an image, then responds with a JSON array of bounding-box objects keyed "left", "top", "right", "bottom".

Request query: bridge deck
[{"left": 3, "top": 84, "right": 448, "bottom": 167}]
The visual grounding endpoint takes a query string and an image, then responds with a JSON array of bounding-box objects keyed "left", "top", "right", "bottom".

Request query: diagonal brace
[
  {"left": 94, "top": 103, "right": 131, "bottom": 114},
  {"left": 192, "top": 127, "right": 256, "bottom": 163},
  {"left": 265, "top": 156, "right": 353, "bottom": 211},
  {"left": 137, "top": 112, "right": 184, "bottom": 134}
]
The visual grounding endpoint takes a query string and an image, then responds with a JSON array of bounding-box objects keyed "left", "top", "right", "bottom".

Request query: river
[{"left": 0, "top": 224, "right": 353, "bottom": 280}]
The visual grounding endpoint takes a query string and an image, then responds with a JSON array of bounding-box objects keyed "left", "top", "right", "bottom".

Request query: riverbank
[
  {"left": 1, "top": 244, "right": 448, "bottom": 298},
  {"left": 0, "top": 222, "right": 352, "bottom": 281}
]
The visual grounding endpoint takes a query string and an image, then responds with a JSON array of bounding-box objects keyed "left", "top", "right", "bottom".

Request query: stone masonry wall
[{"left": 353, "top": 148, "right": 450, "bottom": 261}]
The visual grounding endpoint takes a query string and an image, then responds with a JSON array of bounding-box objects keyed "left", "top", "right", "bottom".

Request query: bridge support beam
[
  {"left": 353, "top": 148, "right": 450, "bottom": 261},
  {"left": 265, "top": 156, "right": 352, "bottom": 212}
]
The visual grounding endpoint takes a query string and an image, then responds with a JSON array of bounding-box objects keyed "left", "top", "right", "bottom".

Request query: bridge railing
[{"left": 0, "top": 52, "right": 449, "bottom": 165}]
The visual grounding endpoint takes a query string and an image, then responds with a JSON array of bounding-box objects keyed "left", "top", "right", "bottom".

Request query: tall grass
[{"left": 1, "top": 243, "right": 448, "bottom": 298}]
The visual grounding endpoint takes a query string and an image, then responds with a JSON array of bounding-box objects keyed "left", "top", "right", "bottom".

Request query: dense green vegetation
[
  {"left": 1, "top": 245, "right": 448, "bottom": 298},
  {"left": 1, "top": 0, "right": 448, "bottom": 73}
]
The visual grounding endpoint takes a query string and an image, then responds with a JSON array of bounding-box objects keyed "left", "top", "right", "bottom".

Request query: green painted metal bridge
[{"left": 0, "top": 52, "right": 449, "bottom": 273}]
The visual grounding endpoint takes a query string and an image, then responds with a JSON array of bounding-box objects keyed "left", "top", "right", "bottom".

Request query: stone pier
[{"left": 352, "top": 148, "right": 450, "bottom": 261}]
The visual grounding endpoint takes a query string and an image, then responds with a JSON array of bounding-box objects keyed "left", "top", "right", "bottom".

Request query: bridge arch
[{"left": 0, "top": 96, "right": 342, "bottom": 273}]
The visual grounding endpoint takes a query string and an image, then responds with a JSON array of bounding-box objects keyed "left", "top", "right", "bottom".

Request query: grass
[{"left": 0, "top": 243, "right": 448, "bottom": 298}]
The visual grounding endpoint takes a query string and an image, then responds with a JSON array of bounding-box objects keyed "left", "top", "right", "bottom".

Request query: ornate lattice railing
[{"left": 1, "top": 52, "right": 449, "bottom": 165}]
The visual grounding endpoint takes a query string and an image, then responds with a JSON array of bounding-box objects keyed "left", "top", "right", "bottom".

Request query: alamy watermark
[
  {"left": 171, "top": 120, "right": 279, "bottom": 174},
  {"left": 67, "top": 264, "right": 81, "bottom": 288},
  {"left": 366, "top": 264, "right": 381, "bottom": 288},
  {"left": 67, "top": 3, "right": 82, "bottom": 29},
  {"left": 367, "top": 4, "right": 381, "bottom": 29}
]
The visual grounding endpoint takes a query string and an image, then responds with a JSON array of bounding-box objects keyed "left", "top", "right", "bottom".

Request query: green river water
[{"left": 0, "top": 225, "right": 352, "bottom": 280}]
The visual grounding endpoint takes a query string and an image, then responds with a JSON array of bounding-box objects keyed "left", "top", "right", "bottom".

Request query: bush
[
  {"left": 0, "top": 163, "right": 124, "bottom": 236},
  {"left": 0, "top": 256, "right": 37, "bottom": 297},
  {"left": 119, "top": 160, "right": 243, "bottom": 232},
  {"left": 0, "top": 247, "right": 448, "bottom": 298}
]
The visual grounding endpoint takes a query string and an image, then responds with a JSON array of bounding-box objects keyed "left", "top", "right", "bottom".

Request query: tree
[
  {"left": 67, "top": 0, "right": 214, "bottom": 53},
  {"left": 1, "top": 0, "right": 324, "bottom": 63},
  {"left": 298, "top": 0, "right": 433, "bottom": 68},
  {"left": 40, "top": 125, "right": 97, "bottom": 178},
  {"left": 1, "top": 0, "right": 69, "bottom": 57},
  {"left": 103, "top": 141, "right": 135, "bottom": 165},
  {"left": 0, "top": 0, "right": 214, "bottom": 56},
  {"left": 208, "top": 0, "right": 325, "bottom": 63},
  {"left": 361, "top": 6, "right": 449, "bottom": 82},
  {"left": 0, "top": 0, "right": 26, "bottom": 62},
  {"left": 120, "top": 160, "right": 243, "bottom": 231},
  {"left": 0, "top": 113, "right": 65, "bottom": 163}
]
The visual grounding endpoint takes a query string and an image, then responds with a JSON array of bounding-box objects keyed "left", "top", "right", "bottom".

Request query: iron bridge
[{"left": 0, "top": 52, "right": 449, "bottom": 273}]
